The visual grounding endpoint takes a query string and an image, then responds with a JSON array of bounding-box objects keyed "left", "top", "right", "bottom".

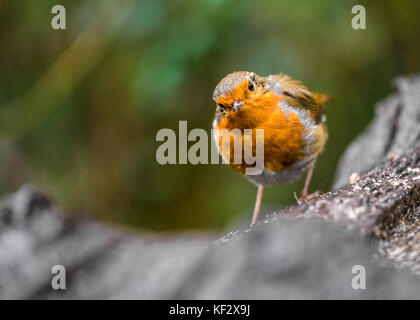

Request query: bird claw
[
  {"left": 293, "top": 192, "right": 303, "bottom": 205},
  {"left": 294, "top": 191, "right": 321, "bottom": 204}
]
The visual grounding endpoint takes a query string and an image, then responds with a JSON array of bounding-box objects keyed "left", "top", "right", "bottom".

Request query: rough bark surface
[{"left": 1, "top": 76, "right": 420, "bottom": 299}]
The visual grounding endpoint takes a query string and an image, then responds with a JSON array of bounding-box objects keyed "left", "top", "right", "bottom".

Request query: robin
[{"left": 212, "top": 71, "right": 328, "bottom": 226}]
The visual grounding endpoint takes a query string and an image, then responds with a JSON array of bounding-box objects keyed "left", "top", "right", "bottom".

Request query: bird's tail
[{"left": 312, "top": 92, "right": 331, "bottom": 106}]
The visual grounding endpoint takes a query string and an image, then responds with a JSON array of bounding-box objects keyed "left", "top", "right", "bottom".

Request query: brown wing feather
[{"left": 264, "top": 74, "right": 327, "bottom": 123}]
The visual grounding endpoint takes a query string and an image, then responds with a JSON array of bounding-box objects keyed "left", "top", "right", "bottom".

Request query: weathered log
[
  {"left": 334, "top": 75, "right": 420, "bottom": 189},
  {"left": 1, "top": 76, "right": 420, "bottom": 299}
]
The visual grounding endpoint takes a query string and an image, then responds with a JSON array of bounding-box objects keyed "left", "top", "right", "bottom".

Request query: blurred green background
[{"left": 0, "top": 0, "right": 419, "bottom": 231}]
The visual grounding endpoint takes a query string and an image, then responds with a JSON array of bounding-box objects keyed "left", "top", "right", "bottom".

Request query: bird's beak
[{"left": 233, "top": 100, "right": 244, "bottom": 111}]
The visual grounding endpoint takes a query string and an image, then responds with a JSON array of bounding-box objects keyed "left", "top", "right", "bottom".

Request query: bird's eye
[
  {"left": 248, "top": 81, "right": 255, "bottom": 92},
  {"left": 218, "top": 103, "right": 226, "bottom": 110}
]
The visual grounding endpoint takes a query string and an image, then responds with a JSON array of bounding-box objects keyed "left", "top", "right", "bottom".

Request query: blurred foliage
[{"left": 0, "top": 0, "right": 419, "bottom": 231}]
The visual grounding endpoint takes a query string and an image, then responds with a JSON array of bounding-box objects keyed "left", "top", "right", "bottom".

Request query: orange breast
[{"left": 214, "top": 92, "right": 306, "bottom": 174}]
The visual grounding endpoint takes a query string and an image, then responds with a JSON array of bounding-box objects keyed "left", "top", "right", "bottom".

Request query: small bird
[{"left": 212, "top": 71, "right": 328, "bottom": 226}]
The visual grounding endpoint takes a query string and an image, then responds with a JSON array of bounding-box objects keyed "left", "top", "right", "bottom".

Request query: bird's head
[{"left": 212, "top": 71, "right": 266, "bottom": 115}]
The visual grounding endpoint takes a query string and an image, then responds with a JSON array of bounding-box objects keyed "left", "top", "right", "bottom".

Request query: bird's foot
[{"left": 294, "top": 191, "right": 321, "bottom": 205}]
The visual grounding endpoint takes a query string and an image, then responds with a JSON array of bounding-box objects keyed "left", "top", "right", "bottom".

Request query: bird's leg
[
  {"left": 295, "top": 162, "right": 320, "bottom": 203},
  {"left": 251, "top": 184, "right": 264, "bottom": 226},
  {"left": 301, "top": 164, "right": 314, "bottom": 199}
]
